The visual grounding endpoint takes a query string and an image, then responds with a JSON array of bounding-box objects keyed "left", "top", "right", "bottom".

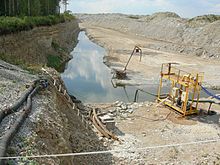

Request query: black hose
[
  {"left": 134, "top": 88, "right": 168, "bottom": 102},
  {"left": 136, "top": 88, "right": 167, "bottom": 97},
  {"left": 0, "top": 86, "right": 39, "bottom": 164},
  {"left": 0, "top": 79, "right": 41, "bottom": 124},
  {"left": 0, "top": 85, "right": 34, "bottom": 124}
]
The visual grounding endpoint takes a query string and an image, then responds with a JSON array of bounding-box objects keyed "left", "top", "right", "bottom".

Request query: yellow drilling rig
[{"left": 157, "top": 63, "right": 204, "bottom": 116}]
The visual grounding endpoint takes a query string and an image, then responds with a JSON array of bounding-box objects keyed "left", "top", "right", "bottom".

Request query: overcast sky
[{"left": 62, "top": 0, "right": 220, "bottom": 18}]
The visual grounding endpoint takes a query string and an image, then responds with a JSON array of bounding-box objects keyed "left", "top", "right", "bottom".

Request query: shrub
[
  {"left": 128, "top": 15, "right": 140, "bottom": 19},
  {"left": 188, "top": 14, "right": 220, "bottom": 23},
  {"left": 0, "top": 13, "right": 75, "bottom": 35},
  {"left": 47, "top": 54, "right": 62, "bottom": 70}
]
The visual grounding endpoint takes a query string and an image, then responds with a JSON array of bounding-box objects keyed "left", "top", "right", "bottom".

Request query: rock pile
[{"left": 108, "top": 101, "right": 153, "bottom": 119}]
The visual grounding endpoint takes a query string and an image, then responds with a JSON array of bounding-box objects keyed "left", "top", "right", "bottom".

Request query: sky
[{"left": 62, "top": 0, "right": 220, "bottom": 18}]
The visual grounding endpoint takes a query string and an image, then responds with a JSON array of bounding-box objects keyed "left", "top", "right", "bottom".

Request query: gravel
[{"left": 77, "top": 12, "right": 220, "bottom": 59}]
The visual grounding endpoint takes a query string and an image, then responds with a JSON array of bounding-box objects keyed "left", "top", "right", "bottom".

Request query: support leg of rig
[{"left": 208, "top": 103, "right": 213, "bottom": 113}]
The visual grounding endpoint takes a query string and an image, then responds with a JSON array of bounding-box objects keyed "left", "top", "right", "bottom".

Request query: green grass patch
[
  {"left": 47, "top": 54, "right": 62, "bottom": 70},
  {"left": 0, "top": 53, "right": 42, "bottom": 74},
  {"left": 0, "top": 53, "right": 25, "bottom": 66},
  {"left": 0, "top": 13, "right": 75, "bottom": 35}
]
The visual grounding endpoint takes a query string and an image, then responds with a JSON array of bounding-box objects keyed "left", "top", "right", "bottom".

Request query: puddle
[{"left": 61, "top": 31, "right": 159, "bottom": 103}]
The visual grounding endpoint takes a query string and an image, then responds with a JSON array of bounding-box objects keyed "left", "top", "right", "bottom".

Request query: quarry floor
[
  {"left": 90, "top": 101, "right": 220, "bottom": 164},
  {"left": 81, "top": 23, "right": 220, "bottom": 164}
]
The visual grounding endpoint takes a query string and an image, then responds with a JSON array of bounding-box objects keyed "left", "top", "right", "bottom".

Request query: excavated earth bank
[{"left": 0, "top": 19, "right": 80, "bottom": 71}]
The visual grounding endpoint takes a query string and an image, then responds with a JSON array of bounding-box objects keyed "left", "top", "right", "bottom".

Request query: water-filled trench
[
  {"left": 61, "top": 31, "right": 160, "bottom": 103},
  {"left": 62, "top": 31, "right": 220, "bottom": 104}
]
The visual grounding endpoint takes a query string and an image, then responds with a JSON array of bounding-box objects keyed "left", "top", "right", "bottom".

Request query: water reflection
[{"left": 61, "top": 31, "right": 156, "bottom": 103}]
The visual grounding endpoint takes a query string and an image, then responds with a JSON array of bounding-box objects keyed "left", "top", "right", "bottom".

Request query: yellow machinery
[{"left": 157, "top": 63, "right": 204, "bottom": 116}]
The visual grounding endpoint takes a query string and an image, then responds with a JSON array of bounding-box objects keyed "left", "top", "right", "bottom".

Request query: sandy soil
[
  {"left": 91, "top": 101, "right": 220, "bottom": 164},
  {"left": 115, "top": 104, "right": 220, "bottom": 164},
  {"left": 80, "top": 23, "right": 220, "bottom": 89}
]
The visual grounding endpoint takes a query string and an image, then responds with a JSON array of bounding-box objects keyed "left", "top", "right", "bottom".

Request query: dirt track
[{"left": 79, "top": 23, "right": 220, "bottom": 89}]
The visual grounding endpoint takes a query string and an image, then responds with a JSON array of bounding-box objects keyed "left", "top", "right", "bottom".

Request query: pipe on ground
[
  {"left": 0, "top": 80, "right": 39, "bottom": 124},
  {"left": 0, "top": 86, "right": 39, "bottom": 165}
]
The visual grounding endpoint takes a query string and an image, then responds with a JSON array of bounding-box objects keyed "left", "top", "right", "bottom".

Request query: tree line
[{"left": 0, "top": 0, "right": 69, "bottom": 16}]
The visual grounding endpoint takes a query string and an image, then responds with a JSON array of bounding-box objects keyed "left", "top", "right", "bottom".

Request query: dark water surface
[{"left": 61, "top": 32, "right": 158, "bottom": 103}]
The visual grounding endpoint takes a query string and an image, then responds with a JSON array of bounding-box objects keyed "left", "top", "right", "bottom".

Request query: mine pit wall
[{"left": 0, "top": 19, "right": 80, "bottom": 67}]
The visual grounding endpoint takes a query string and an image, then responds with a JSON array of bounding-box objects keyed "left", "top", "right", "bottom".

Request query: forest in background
[
  {"left": 0, "top": 0, "right": 72, "bottom": 35},
  {"left": 0, "top": 0, "right": 69, "bottom": 16}
]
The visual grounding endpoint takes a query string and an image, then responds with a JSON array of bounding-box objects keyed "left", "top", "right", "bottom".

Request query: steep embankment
[
  {"left": 78, "top": 12, "right": 220, "bottom": 59},
  {"left": 0, "top": 61, "right": 112, "bottom": 165},
  {"left": 0, "top": 19, "right": 80, "bottom": 71}
]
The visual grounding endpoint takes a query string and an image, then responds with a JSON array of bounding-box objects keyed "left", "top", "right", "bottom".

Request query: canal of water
[
  {"left": 61, "top": 31, "right": 220, "bottom": 103},
  {"left": 61, "top": 31, "right": 158, "bottom": 103}
]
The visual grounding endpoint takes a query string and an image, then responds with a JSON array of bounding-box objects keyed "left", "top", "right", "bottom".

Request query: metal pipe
[{"left": 124, "top": 46, "right": 142, "bottom": 71}]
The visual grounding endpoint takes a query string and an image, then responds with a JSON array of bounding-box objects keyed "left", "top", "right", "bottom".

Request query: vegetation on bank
[
  {"left": 0, "top": 53, "right": 40, "bottom": 74},
  {"left": 0, "top": 13, "right": 75, "bottom": 35},
  {"left": 188, "top": 14, "right": 220, "bottom": 23},
  {"left": 0, "top": 0, "right": 72, "bottom": 73},
  {"left": 0, "top": 37, "right": 70, "bottom": 72},
  {"left": 0, "top": 39, "right": 69, "bottom": 73},
  {"left": 47, "top": 54, "right": 63, "bottom": 71},
  {"left": 0, "top": 0, "right": 72, "bottom": 35}
]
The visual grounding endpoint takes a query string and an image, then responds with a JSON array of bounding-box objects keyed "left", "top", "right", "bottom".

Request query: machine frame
[{"left": 157, "top": 63, "right": 204, "bottom": 116}]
